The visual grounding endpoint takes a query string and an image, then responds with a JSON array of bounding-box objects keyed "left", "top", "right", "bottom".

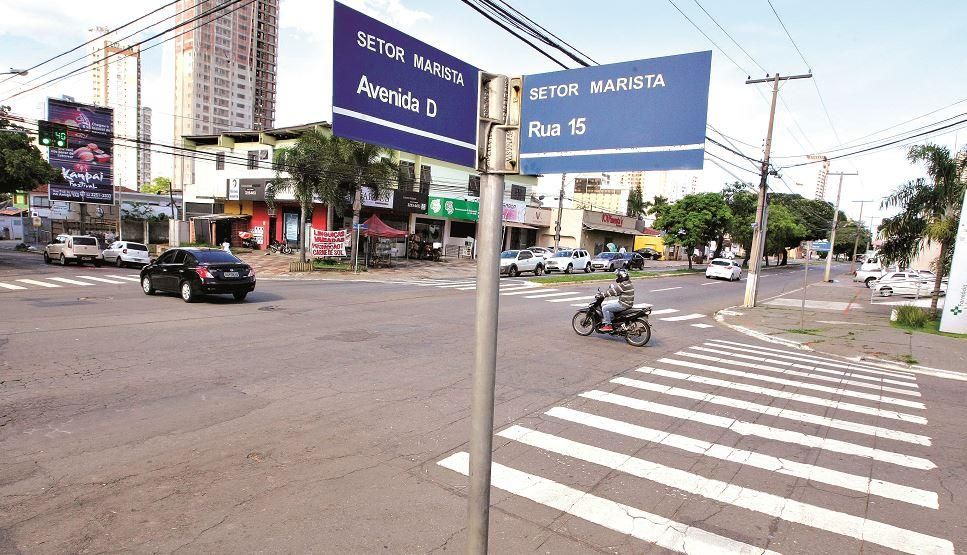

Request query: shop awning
[
  {"left": 582, "top": 222, "right": 641, "bottom": 235},
  {"left": 362, "top": 214, "right": 408, "bottom": 238},
  {"left": 191, "top": 213, "right": 251, "bottom": 221},
  {"left": 503, "top": 221, "right": 537, "bottom": 229}
]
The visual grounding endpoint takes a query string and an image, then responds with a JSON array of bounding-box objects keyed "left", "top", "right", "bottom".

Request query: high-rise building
[
  {"left": 173, "top": 0, "right": 280, "bottom": 189},
  {"left": 815, "top": 159, "right": 830, "bottom": 200},
  {"left": 89, "top": 25, "right": 141, "bottom": 191},
  {"left": 139, "top": 107, "right": 152, "bottom": 186}
]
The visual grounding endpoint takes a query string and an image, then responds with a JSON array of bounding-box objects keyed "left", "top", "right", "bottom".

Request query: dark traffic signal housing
[{"left": 37, "top": 120, "right": 68, "bottom": 148}]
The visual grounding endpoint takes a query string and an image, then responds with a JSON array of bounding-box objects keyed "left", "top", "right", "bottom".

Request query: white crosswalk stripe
[
  {"left": 47, "top": 277, "right": 93, "bottom": 286},
  {"left": 691, "top": 323, "right": 714, "bottom": 328},
  {"left": 436, "top": 339, "right": 950, "bottom": 553},
  {"left": 438, "top": 453, "right": 781, "bottom": 555},
  {"left": 0, "top": 282, "right": 28, "bottom": 290},
  {"left": 16, "top": 278, "right": 60, "bottom": 288},
  {"left": 659, "top": 313, "right": 704, "bottom": 321},
  {"left": 104, "top": 274, "right": 142, "bottom": 282},
  {"left": 75, "top": 275, "right": 128, "bottom": 285},
  {"left": 522, "top": 291, "right": 579, "bottom": 298},
  {"left": 547, "top": 295, "right": 595, "bottom": 303}
]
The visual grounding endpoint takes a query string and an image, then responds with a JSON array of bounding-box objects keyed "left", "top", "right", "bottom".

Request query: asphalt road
[{"left": 1, "top": 251, "right": 964, "bottom": 554}]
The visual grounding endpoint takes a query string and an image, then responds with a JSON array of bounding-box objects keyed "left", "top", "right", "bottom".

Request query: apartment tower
[
  {"left": 139, "top": 107, "right": 152, "bottom": 185},
  {"left": 173, "top": 0, "right": 280, "bottom": 189},
  {"left": 89, "top": 26, "right": 141, "bottom": 190}
]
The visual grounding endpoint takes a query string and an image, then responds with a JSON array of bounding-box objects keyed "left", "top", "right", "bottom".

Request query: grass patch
[
  {"left": 530, "top": 268, "right": 701, "bottom": 285},
  {"left": 783, "top": 328, "right": 823, "bottom": 336},
  {"left": 894, "top": 305, "right": 929, "bottom": 328},
  {"left": 895, "top": 353, "right": 920, "bottom": 365},
  {"left": 311, "top": 259, "right": 354, "bottom": 272},
  {"left": 891, "top": 318, "right": 967, "bottom": 339}
]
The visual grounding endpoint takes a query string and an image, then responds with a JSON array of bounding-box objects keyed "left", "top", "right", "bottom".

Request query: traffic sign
[
  {"left": 811, "top": 240, "right": 831, "bottom": 252},
  {"left": 353, "top": 223, "right": 369, "bottom": 230},
  {"left": 332, "top": 2, "right": 479, "bottom": 167},
  {"left": 518, "top": 51, "right": 712, "bottom": 174}
]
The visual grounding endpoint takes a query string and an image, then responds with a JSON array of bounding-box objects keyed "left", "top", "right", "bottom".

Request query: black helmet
[{"left": 615, "top": 268, "right": 630, "bottom": 282}]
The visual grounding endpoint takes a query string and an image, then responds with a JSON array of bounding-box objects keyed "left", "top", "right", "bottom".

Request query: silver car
[{"left": 590, "top": 252, "right": 626, "bottom": 272}]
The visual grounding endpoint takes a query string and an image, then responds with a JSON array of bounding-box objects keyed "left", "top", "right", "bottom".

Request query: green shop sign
[{"left": 427, "top": 196, "right": 479, "bottom": 221}]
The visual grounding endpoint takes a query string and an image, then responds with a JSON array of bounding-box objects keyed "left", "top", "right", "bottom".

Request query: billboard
[
  {"left": 46, "top": 98, "right": 115, "bottom": 205},
  {"left": 519, "top": 51, "right": 712, "bottom": 174},
  {"left": 331, "top": 2, "right": 479, "bottom": 167}
]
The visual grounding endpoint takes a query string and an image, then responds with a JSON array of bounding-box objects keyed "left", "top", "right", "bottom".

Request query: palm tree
[
  {"left": 881, "top": 144, "right": 965, "bottom": 318},
  {"left": 626, "top": 183, "right": 646, "bottom": 218},
  {"left": 643, "top": 195, "right": 669, "bottom": 218},
  {"left": 269, "top": 128, "right": 329, "bottom": 263}
]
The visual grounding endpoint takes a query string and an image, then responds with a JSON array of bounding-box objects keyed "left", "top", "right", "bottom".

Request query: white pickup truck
[{"left": 44, "top": 234, "right": 103, "bottom": 267}]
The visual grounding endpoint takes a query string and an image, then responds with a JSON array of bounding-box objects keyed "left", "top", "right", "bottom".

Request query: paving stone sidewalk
[{"left": 717, "top": 271, "right": 966, "bottom": 373}]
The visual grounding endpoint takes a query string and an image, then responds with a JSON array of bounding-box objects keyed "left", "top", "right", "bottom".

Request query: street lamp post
[{"left": 1, "top": 68, "right": 28, "bottom": 76}]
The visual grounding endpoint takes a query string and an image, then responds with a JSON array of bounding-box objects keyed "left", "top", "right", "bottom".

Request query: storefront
[
  {"left": 539, "top": 208, "right": 642, "bottom": 254},
  {"left": 218, "top": 178, "right": 327, "bottom": 249}
]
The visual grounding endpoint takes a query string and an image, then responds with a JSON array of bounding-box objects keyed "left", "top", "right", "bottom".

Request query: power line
[
  {"left": 691, "top": 0, "right": 766, "bottom": 74},
  {"left": 0, "top": 0, "right": 179, "bottom": 87},
  {"left": 820, "top": 95, "right": 967, "bottom": 151},
  {"left": 491, "top": 0, "right": 598, "bottom": 65},
  {"left": 458, "top": 0, "right": 569, "bottom": 69},
  {"left": 666, "top": 0, "right": 750, "bottom": 76}
]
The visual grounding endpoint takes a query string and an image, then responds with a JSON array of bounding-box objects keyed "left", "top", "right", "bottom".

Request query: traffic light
[{"left": 37, "top": 120, "right": 68, "bottom": 148}]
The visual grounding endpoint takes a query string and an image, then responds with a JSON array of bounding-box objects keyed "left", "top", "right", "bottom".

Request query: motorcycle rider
[{"left": 599, "top": 268, "right": 635, "bottom": 332}]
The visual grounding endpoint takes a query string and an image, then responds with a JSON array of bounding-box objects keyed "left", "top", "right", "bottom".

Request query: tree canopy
[
  {"left": 654, "top": 192, "right": 732, "bottom": 269},
  {"left": 0, "top": 105, "right": 61, "bottom": 196},
  {"left": 140, "top": 176, "right": 172, "bottom": 195}
]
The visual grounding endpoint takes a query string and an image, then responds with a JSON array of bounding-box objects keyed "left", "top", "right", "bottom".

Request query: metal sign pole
[{"left": 801, "top": 243, "right": 811, "bottom": 331}]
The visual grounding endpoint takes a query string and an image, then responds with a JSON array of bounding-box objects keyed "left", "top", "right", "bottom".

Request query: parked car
[
  {"left": 545, "top": 249, "right": 591, "bottom": 274},
  {"left": 102, "top": 241, "right": 151, "bottom": 268},
  {"left": 635, "top": 247, "right": 662, "bottom": 260},
  {"left": 44, "top": 234, "right": 103, "bottom": 266},
  {"left": 499, "top": 249, "right": 544, "bottom": 277},
  {"left": 872, "top": 272, "right": 947, "bottom": 298},
  {"left": 140, "top": 248, "right": 256, "bottom": 303},
  {"left": 525, "top": 246, "right": 555, "bottom": 260},
  {"left": 590, "top": 251, "right": 626, "bottom": 272},
  {"left": 705, "top": 258, "right": 742, "bottom": 281},
  {"left": 621, "top": 252, "right": 647, "bottom": 270}
]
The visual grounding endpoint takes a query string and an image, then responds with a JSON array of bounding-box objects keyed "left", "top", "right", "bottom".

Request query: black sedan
[
  {"left": 621, "top": 252, "right": 647, "bottom": 270},
  {"left": 140, "top": 248, "right": 256, "bottom": 302},
  {"left": 636, "top": 247, "right": 662, "bottom": 260}
]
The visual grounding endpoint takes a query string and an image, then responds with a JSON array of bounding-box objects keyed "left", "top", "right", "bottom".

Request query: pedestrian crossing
[
  {"left": 0, "top": 273, "right": 141, "bottom": 292},
  {"left": 394, "top": 278, "right": 712, "bottom": 327},
  {"left": 437, "top": 338, "right": 952, "bottom": 554}
]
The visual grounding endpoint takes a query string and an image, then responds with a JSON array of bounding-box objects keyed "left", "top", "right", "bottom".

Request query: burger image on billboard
[{"left": 46, "top": 98, "right": 115, "bottom": 205}]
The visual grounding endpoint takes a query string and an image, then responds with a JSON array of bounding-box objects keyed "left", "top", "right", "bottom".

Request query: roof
[
  {"left": 639, "top": 227, "right": 662, "bottom": 236},
  {"left": 582, "top": 222, "right": 641, "bottom": 235},
  {"left": 183, "top": 121, "right": 331, "bottom": 146},
  {"left": 0, "top": 207, "right": 28, "bottom": 216},
  {"left": 190, "top": 213, "right": 251, "bottom": 221}
]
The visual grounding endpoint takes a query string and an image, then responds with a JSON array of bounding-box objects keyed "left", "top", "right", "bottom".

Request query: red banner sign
[{"left": 311, "top": 229, "right": 347, "bottom": 258}]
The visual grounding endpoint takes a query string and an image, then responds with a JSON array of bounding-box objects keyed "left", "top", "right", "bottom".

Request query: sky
[{"left": 2, "top": 0, "right": 966, "bottom": 226}]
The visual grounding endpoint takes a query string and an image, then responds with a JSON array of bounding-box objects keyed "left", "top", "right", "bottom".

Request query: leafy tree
[
  {"left": 881, "top": 144, "right": 965, "bottom": 318},
  {"left": 141, "top": 176, "right": 172, "bottom": 194},
  {"left": 763, "top": 203, "right": 806, "bottom": 266},
  {"left": 722, "top": 183, "right": 758, "bottom": 267},
  {"left": 654, "top": 193, "right": 732, "bottom": 270},
  {"left": 0, "top": 105, "right": 61, "bottom": 196},
  {"left": 626, "top": 183, "right": 645, "bottom": 218}
]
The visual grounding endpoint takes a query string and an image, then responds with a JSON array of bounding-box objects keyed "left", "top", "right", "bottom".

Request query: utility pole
[
  {"left": 742, "top": 72, "right": 812, "bottom": 308},
  {"left": 867, "top": 215, "right": 878, "bottom": 252},
  {"left": 823, "top": 171, "right": 858, "bottom": 282},
  {"left": 848, "top": 199, "right": 873, "bottom": 274},
  {"left": 553, "top": 173, "right": 566, "bottom": 252}
]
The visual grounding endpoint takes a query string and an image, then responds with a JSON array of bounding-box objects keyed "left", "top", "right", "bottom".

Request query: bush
[{"left": 895, "top": 305, "right": 928, "bottom": 328}]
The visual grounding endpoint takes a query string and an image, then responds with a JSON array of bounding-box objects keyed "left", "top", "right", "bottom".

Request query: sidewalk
[{"left": 717, "top": 270, "right": 966, "bottom": 372}]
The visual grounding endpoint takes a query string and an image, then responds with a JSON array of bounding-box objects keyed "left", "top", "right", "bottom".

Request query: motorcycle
[
  {"left": 571, "top": 290, "right": 652, "bottom": 347},
  {"left": 238, "top": 231, "right": 259, "bottom": 250},
  {"left": 269, "top": 239, "right": 293, "bottom": 255}
]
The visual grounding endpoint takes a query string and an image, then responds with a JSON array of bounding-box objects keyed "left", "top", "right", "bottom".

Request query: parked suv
[
  {"left": 103, "top": 241, "right": 151, "bottom": 268},
  {"left": 44, "top": 234, "right": 103, "bottom": 266},
  {"left": 499, "top": 249, "right": 544, "bottom": 277},
  {"left": 545, "top": 249, "right": 591, "bottom": 274}
]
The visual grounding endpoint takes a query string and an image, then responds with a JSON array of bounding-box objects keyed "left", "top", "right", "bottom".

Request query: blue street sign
[
  {"left": 811, "top": 240, "right": 831, "bottom": 252},
  {"left": 353, "top": 223, "right": 369, "bottom": 230},
  {"left": 332, "top": 2, "right": 480, "bottom": 167},
  {"left": 519, "top": 51, "right": 712, "bottom": 174}
]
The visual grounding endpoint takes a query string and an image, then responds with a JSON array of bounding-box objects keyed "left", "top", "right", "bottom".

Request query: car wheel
[
  {"left": 865, "top": 277, "right": 876, "bottom": 288},
  {"left": 180, "top": 280, "right": 199, "bottom": 303},
  {"left": 608, "top": 264, "right": 614, "bottom": 272},
  {"left": 880, "top": 287, "right": 893, "bottom": 298},
  {"left": 565, "top": 263, "right": 573, "bottom": 274},
  {"left": 93, "top": 259, "right": 102, "bottom": 268},
  {"left": 44, "top": 252, "right": 51, "bottom": 264},
  {"left": 115, "top": 256, "right": 124, "bottom": 268},
  {"left": 233, "top": 291, "right": 248, "bottom": 302},
  {"left": 534, "top": 264, "right": 544, "bottom": 276},
  {"left": 508, "top": 265, "right": 519, "bottom": 277},
  {"left": 141, "top": 275, "right": 155, "bottom": 295},
  {"left": 586, "top": 263, "right": 593, "bottom": 273},
  {"left": 60, "top": 253, "right": 67, "bottom": 266}
]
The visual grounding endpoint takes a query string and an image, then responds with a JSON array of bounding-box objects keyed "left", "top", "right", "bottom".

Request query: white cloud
[{"left": 279, "top": 0, "right": 430, "bottom": 40}]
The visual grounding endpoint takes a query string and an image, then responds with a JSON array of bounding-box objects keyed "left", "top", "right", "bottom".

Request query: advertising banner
[
  {"left": 361, "top": 186, "right": 395, "bottom": 209},
  {"left": 46, "top": 98, "right": 115, "bottom": 205},
  {"left": 312, "top": 229, "right": 348, "bottom": 258},
  {"left": 331, "top": 2, "right": 479, "bottom": 167},
  {"left": 396, "top": 189, "right": 429, "bottom": 213},
  {"left": 519, "top": 51, "right": 712, "bottom": 174},
  {"left": 502, "top": 201, "right": 526, "bottom": 223},
  {"left": 940, "top": 190, "right": 967, "bottom": 333},
  {"left": 428, "top": 196, "right": 478, "bottom": 221}
]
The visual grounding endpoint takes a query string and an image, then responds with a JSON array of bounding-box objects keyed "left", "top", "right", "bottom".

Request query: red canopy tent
[{"left": 362, "top": 214, "right": 408, "bottom": 238}]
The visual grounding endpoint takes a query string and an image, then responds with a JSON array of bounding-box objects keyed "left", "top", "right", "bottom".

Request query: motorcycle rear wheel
[
  {"left": 571, "top": 311, "right": 595, "bottom": 336},
  {"left": 625, "top": 318, "right": 652, "bottom": 347}
]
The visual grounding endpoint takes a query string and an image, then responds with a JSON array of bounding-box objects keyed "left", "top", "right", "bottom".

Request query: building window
[
  {"left": 510, "top": 184, "right": 526, "bottom": 201},
  {"left": 216, "top": 152, "right": 225, "bottom": 170},
  {"left": 419, "top": 164, "right": 431, "bottom": 194},
  {"left": 247, "top": 150, "right": 258, "bottom": 170},
  {"left": 398, "top": 160, "right": 415, "bottom": 190},
  {"left": 468, "top": 175, "right": 480, "bottom": 197}
]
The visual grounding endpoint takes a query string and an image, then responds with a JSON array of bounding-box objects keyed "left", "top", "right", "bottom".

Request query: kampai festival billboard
[{"left": 46, "top": 98, "right": 115, "bottom": 205}]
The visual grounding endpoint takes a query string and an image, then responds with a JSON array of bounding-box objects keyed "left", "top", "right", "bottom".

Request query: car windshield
[
  {"left": 554, "top": 251, "right": 573, "bottom": 257},
  {"left": 500, "top": 251, "right": 519, "bottom": 259},
  {"left": 127, "top": 243, "right": 148, "bottom": 251},
  {"left": 712, "top": 260, "right": 731, "bottom": 266},
  {"left": 73, "top": 237, "right": 97, "bottom": 246},
  {"left": 192, "top": 250, "right": 242, "bottom": 263},
  {"left": 595, "top": 253, "right": 617, "bottom": 259}
]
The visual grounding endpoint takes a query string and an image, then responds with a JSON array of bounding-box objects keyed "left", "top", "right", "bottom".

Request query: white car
[
  {"left": 102, "top": 241, "right": 151, "bottom": 268},
  {"left": 525, "top": 246, "right": 555, "bottom": 260},
  {"left": 706, "top": 258, "right": 742, "bottom": 281},
  {"left": 545, "top": 249, "right": 591, "bottom": 274},
  {"left": 44, "top": 234, "right": 103, "bottom": 267},
  {"left": 499, "top": 249, "right": 544, "bottom": 277},
  {"left": 873, "top": 272, "right": 947, "bottom": 298}
]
